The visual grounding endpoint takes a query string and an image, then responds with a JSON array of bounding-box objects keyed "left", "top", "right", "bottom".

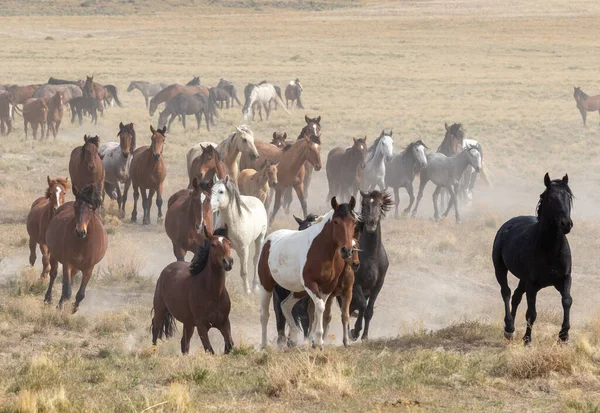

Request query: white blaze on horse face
[
  {"left": 314, "top": 143, "right": 319, "bottom": 149},
  {"left": 200, "top": 192, "right": 206, "bottom": 203},
  {"left": 8, "top": 103, "right": 12, "bottom": 118},
  {"left": 55, "top": 187, "right": 63, "bottom": 207},
  {"left": 217, "top": 236, "right": 224, "bottom": 244},
  {"left": 313, "top": 124, "right": 318, "bottom": 137},
  {"left": 416, "top": 145, "right": 427, "bottom": 167}
]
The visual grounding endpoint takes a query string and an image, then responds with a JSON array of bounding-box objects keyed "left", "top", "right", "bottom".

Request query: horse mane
[
  {"left": 281, "top": 143, "right": 293, "bottom": 152},
  {"left": 186, "top": 77, "right": 200, "bottom": 86},
  {"left": 189, "top": 225, "right": 230, "bottom": 276},
  {"left": 334, "top": 202, "right": 356, "bottom": 220},
  {"left": 223, "top": 179, "right": 250, "bottom": 216},
  {"left": 45, "top": 177, "right": 70, "bottom": 198},
  {"left": 76, "top": 184, "right": 102, "bottom": 209},
  {"left": 449, "top": 123, "right": 463, "bottom": 136},
  {"left": 536, "top": 181, "right": 573, "bottom": 220},
  {"left": 84, "top": 135, "right": 100, "bottom": 148}
]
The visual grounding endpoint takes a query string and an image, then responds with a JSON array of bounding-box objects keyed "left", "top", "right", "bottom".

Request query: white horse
[
  {"left": 460, "top": 138, "right": 491, "bottom": 202},
  {"left": 242, "top": 82, "right": 290, "bottom": 121},
  {"left": 359, "top": 130, "right": 394, "bottom": 191},
  {"left": 211, "top": 176, "right": 268, "bottom": 294}
]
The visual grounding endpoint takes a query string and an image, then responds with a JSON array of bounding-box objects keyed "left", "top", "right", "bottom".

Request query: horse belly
[{"left": 267, "top": 239, "right": 305, "bottom": 292}]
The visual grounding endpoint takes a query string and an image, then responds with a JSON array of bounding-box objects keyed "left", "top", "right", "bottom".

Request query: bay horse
[
  {"left": 130, "top": 126, "right": 167, "bottom": 225},
  {"left": 157, "top": 93, "right": 211, "bottom": 132},
  {"left": 69, "top": 135, "right": 105, "bottom": 198},
  {"left": 26, "top": 176, "right": 69, "bottom": 278},
  {"left": 217, "top": 79, "right": 242, "bottom": 107},
  {"left": 152, "top": 225, "right": 234, "bottom": 354},
  {"left": 493, "top": 173, "right": 573, "bottom": 345},
  {"left": 385, "top": 140, "right": 428, "bottom": 218},
  {"left": 238, "top": 161, "right": 279, "bottom": 205},
  {"left": 187, "top": 144, "right": 227, "bottom": 188},
  {"left": 348, "top": 190, "right": 392, "bottom": 341},
  {"left": 45, "top": 184, "right": 108, "bottom": 312},
  {"left": 148, "top": 77, "right": 209, "bottom": 116},
  {"left": 242, "top": 82, "right": 290, "bottom": 121},
  {"left": 165, "top": 178, "right": 213, "bottom": 261},
  {"left": 211, "top": 177, "right": 268, "bottom": 294},
  {"left": 326, "top": 137, "right": 367, "bottom": 203},
  {"left": 48, "top": 77, "right": 83, "bottom": 87},
  {"left": 284, "top": 78, "right": 304, "bottom": 109},
  {"left": 360, "top": 130, "right": 394, "bottom": 191},
  {"left": 99, "top": 122, "right": 136, "bottom": 217},
  {"left": 23, "top": 98, "right": 48, "bottom": 140},
  {"left": 127, "top": 81, "right": 169, "bottom": 108},
  {"left": 45, "top": 91, "right": 64, "bottom": 140},
  {"left": 573, "top": 87, "right": 600, "bottom": 127},
  {"left": 238, "top": 132, "right": 287, "bottom": 171},
  {"left": 258, "top": 196, "right": 356, "bottom": 349}
]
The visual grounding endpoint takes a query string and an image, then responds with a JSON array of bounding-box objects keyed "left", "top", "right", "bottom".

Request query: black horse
[{"left": 492, "top": 173, "right": 573, "bottom": 345}]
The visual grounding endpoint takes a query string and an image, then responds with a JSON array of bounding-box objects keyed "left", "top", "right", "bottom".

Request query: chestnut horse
[
  {"left": 165, "top": 178, "right": 213, "bottom": 261},
  {"left": 45, "top": 185, "right": 108, "bottom": 312},
  {"left": 326, "top": 137, "right": 368, "bottom": 203},
  {"left": 45, "top": 92, "right": 64, "bottom": 140},
  {"left": 27, "top": 176, "right": 69, "bottom": 278},
  {"left": 148, "top": 77, "right": 209, "bottom": 116},
  {"left": 187, "top": 144, "right": 227, "bottom": 188},
  {"left": 69, "top": 135, "right": 105, "bottom": 198},
  {"left": 239, "top": 131, "right": 287, "bottom": 171},
  {"left": 129, "top": 126, "right": 167, "bottom": 225},
  {"left": 238, "top": 161, "right": 279, "bottom": 205},
  {"left": 152, "top": 225, "right": 234, "bottom": 354},
  {"left": 23, "top": 98, "right": 48, "bottom": 140},
  {"left": 7, "top": 84, "right": 41, "bottom": 105},
  {"left": 573, "top": 87, "right": 600, "bottom": 127}
]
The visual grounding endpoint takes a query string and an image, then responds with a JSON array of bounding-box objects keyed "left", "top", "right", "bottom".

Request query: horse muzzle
[
  {"left": 366, "top": 221, "right": 378, "bottom": 233},
  {"left": 474, "top": 166, "right": 481, "bottom": 173},
  {"left": 559, "top": 218, "right": 573, "bottom": 234},
  {"left": 351, "top": 262, "right": 360, "bottom": 272},
  {"left": 340, "top": 247, "right": 352, "bottom": 261},
  {"left": 223, "top": 257, "right": 234, "bottom": 272},
  {"left": 251, "top": 153, "right": 259, "bottom": 161},
  {"left": 154, "top": 153, "right": 161, "bottom": 161},
  {"left": 122, "top": 152, "right": 129, "bottom": 158},
  {"left": 314, "top": 164, "right": 322, "bottom": 172},
  {"left": 75, "top": 228, "right": 87, "bottom": 239}
]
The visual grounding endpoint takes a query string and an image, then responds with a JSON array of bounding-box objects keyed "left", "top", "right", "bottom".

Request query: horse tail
[
  {"left": 480, "top": 160, "right": 493, "bottom": 188},
  {"left": 12, "top": 104, "right": 23, "bottom": 117},
  {"left": 208, "top": 87, "right": 219, "bottom": 122},
  {"left": 105, "top": 85, "right": 123, "bottom": 107},
  {"left": 151, "top": 307, "right": 177, "bottom": 340},
  {"left": 274, "top": 92, "right": 291, "bottom": 116}
]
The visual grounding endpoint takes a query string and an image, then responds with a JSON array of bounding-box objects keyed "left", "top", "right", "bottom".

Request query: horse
[
  {"left": 238, "top": 161, "right": 279, "bottom": 205},
  {"left": 69, "top": 135, "right": 105, "bottom": 198},
  {"left": 127, "top": 81, "right": 169, "bottom": 108},
  {"left": 211, "top": 177, "right": 268, "bottom": 294},
  {"left": 258, "top": 196, "right": 357, "bottom": 349},
  {"left": 573, "top": 86, "right": 600, "bottom": 127},
  {"left": 148, "top": 77, "right": 209, "bottom": 117},
  {"left": 7, "top": 84, "right": 42, "bottom": 105},
  {"left": 459, "top": 137, "right": 487, "bottom": 203},
  {"left": 360, "top": 130, "right": 394, "bottom": 191},
  {"left": 23, "top": 98, "right": 48, "bottom": 140},
  {"left": 385, "top": 140, "right": 428, "bottom": 218},
  {"left": 99, "top": 122, "right": 136, "bottom": 217},
  {"left": 27, "top": 176, "right": 69, "bottom": 279},
  {"left": 188, "top": 144, "right": 227, "bottom": 188},
  {"left": 210, "top": 87, "right": 232, "bottom": 109},
  {"left": 45, "top": 184, "right": 108, "bottom": 312},
  {"left": 217, "top": 79, "right": 242, "bottom": 107},
  {"left": 239, "top": 132, "right": 288, "bottom": 171},
  {"left": 165, "top": 178, "right": 213, "bottom": 261},
  {"left": 33, "top": 84, "right": 82, "bottom": 104},
  {"left": 129, "top": 126, "right": 168, "bottom": 225},
  {"left": 348, "top": 190, "right": 392, "bottom": 341},
  {"left": 157, "top": 93, "right": 211, "bottom": 132},
  {"left": 152, "top": 225, "right": 234, "bottom": 354},
  {"left": 411, "top": 145, "right": 481, "bottom": 223},
  {"left": 492, "top": 173, "right": 573, "bottom": 345},
  {"left": 69, "top": 96, "right": 103, "bottom": 125},
  {"left": 0, "top": 92, "right": 15, "bottom": 136},
  {"left": 438, "top": 123, "right": 464, "bottom": 157},
  {"left": 242, "top": 82, "right": 290, "bottom": 121},
  {"left": 285, "top": 78, "right": 304, "bottom": 109},
  {"left": 45, "top": 92, "right": 64, "bottom": 140},
  {"left": 82, "top": 76, "right": 104, "bottom": 102},
  {"left": 187, "top": 125, "right": 259, "bottom": 184},
  {"left": 103, "top": 85, "right": 122, "bottom": 108},
  {"left": 326, "top": 137, "right": 367, "bottom": 203}
]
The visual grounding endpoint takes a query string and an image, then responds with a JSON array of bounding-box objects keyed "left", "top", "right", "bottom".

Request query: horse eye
[{"left": 219, "top": 190, "right": 224, "bottom": 194}]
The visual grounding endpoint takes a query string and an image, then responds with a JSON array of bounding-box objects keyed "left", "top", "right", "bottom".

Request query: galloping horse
[
  {"left": 188, "top": 144, "right": 227, "bottom": 188},
  {"left": 45, "top": 185, "right": 108, "bottom": 312},
  {"left": 69, "top": 135, "right": 105, "bottom": 198},
  {"left": 360, "top": 130, "right": 394, "bottom": 191},
  {"left": 242, "top": 82, "right": 290, "bottom": 121},
  {"left": 573, "top": 86, "right": 600, "bottom": 127},
  {"left": 45, "top": 92, "right": 64, "bottom": 140},
  {"left": 148, "top": 77, "right": 209, "bottom": 117},
  {"left": 285, "top": 78, "right": 304, "bottom": 109},
  {"left": 23, "top": 98, "right": 48, "bottom": 140},
  {"left": 493, "top": 173, "right": 573, "bottom": 345},
  {"left": 127, "top": 81, "right": 169, "bottom": 108},
  {"left": 129, "top": 126, "right": 168, "bottom": 225},
  {"left": 27, "top": 176, "right": 69, "bottom": 278},
  {"left": 326, "top": 137, "right": 367, "bottom": 203}
]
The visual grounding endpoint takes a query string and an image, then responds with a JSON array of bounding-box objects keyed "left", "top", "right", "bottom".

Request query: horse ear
[
  {"left": 364, "top": 135, "right": 368, "bottom": 144},
  {"left": 283, "top": 133, "right": 287, "bottom": 140},
  {"left": 119, "top": 122, "right": 124, "bottom": 130},
  {"left": 350, "top": 196, "right": 356, "bottom": 210},
  {"left": 331, "top": 196, "right": 338, "bottom": 210},
  {"left": 381, "top": 129, "right": 385, "bottom": 136},
  {"left": 316, "top": 116, "right": 321, "bottom": 124},
  {"left": 562, "top": 174, "right": 569, "bottom": 185},
  {"left": 47, "top": 175, "right": 52, "bottom": 186},
  {"left": 389, "top": 129, "right": 393, "bottom": 136},
  {"left": 353, "top": 137, "right": 357, "bottom": 145},
  {"left": 544, "top": 172, "right": 551, "bottom": 188},
  {"left": 360, "top": 190, "right": 368, "bottom": 199},
  {"left": 83, "top": 134, "right": 88, "bottom": 142},
  {"left": 305, "top": 115, "right": 310, "bottom": 124},
  {"left": 273, "top": 132, "right": 277, "bottom": 139},
  {"left": 445, "top": 123, "right": 449, "bottom": 131},
  {"left": 294, "top": 215, "right": 303, "bottom": 226},
  {"left": 224, "top": 175, "right": 230, "bottom": 184},
  {"left": 160, "top": 126, "right": 167, "bottom": 135},
  {"left": 150, "top": 125, "right": 156, "bottom": 134}
]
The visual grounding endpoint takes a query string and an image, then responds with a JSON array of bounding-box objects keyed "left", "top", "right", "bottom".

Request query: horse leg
[
  {"left": 341, "top": 281, "right": 352, "bottom": 348},
  {"left": 196, "top": 324, "right": 214, "bottom": 354},
  {"left": 432, "top": 186, "right": 442, "bottom": 221},
  {"left": 167, "top": 114, "right": 176, "bottom": 133},
  {"left": 273, "top": 287, "right": 288, "bottom": 347},
  {"left": 218, "top": 318, "right": 234, "bottom": 354},
  {"left": 411, "top": 175, "right": 428, "bottom": 217},
  {"left": 555, "top": 277, "right": 573, "bottom": 342},
  {"left": 269, "top": 188, "right": 283, "bottom": 225},
  {"left": 252, "top": 236, "right": 265, "bottom": 292},
  {"left": 264, "top": 102, "right": 271, "bottom": 120},
  {"left": 24, "top": 119, "right": 28, "bottom": 140},
  {"left": 322, "top": 295, "right": 334, "bottom": 341},
  {"left": 73, "top": 268, "right": 93, "bottom": 313},
  {"left": 393, "top": 187, "right": 400, "bottom": 219},
  {"left": 40, "top": 244, "right": 51, "bottom": 278},
  {"left": 53, "top": 120, "right": 61, "bottom": 139},
  {"left": 180, "top": 323, "right": 195, "bottom": 354},
  {"left": 238, "top": 246, "right": 251, "bottom": 294},
  {"left": 144, "top": 95, "right": 149, "bottom": 108},
  {"left": 58, "top": 264, "right": 73, "bottom": 310},
  {"left": 523, "top": 287, "right": 539, "bottom": 345},
  {"left": 293, "top": 183, "right": 308, "bottom": 219},
  {"left": 182, "top": 114, "right": 187, "bottom": 129},
  {"left": 146, "top": 189, "right": 156, "bottom": 225},
  {"left": 362, "top": 280, "right": 383, "bottom": 341},
  {"left": 259, "top": 285, "right": 273, "bottom": 349},
  {"left": 444, "top": 185, "right": 460, "bottom": 222},
  {"left": 195, "top": 113, "right": 201, "bottom": 130},
  {"left": 305, "top": 285, "right": 329, "bottom": 350},
  {"left": 172, "top": 242, "right": 186, "bottom": 261},
  {"left": 140, "top": 188, "right": 149, "bottom": 225},
  {"left": 156, "top": 185, "right": 164, "bottom": 223},
  {"left": 281, "top": 293, "right": 302, "bottom": 347},
  {"left": 283, "top": 187, "right": 293, "bottom": 215},
  {"left": 131, "top": 184, "right": 139, "bottom": 222},
  {"left": 350, "top": 285, "right": 367, "bottom": 341},
  {"left": 44, "top": 257, "right": 58, "bottom": 304},
  {"left": 580, "top": 108, "right": 587, "bottom": 127},
  {"left": 120, "top": 179, "right": 130, "bottom": 218},
  {"left": 28, "top": 238, "right": 37, "bottom": 267}
]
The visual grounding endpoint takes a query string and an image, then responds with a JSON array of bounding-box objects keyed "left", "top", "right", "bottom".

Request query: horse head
[
  {"left": 194, "top": 144, "right": 220, "bottom": 182},
  {"left": 118, "top": 122, "right": 135, "bottom": 157},
  {"left": 81, "top": 135, "right": 100, "bottom": 171},
  {"left": 352, "top": 136, "right": 368, "bottom": 169},
  {"left": 72, "top": 184, "right": 101, "bottom": 239},
  {"left": 84, "top": 76, "right": 96, "bottom": 98},
  {"left": 303, "top": 115, "right": 322, "bottom": 141},
  {"left": 441, "top": 122, "right": 464, "bottom": 155},
  {"left": 271, "top": 131, "right": 287, "bottom": 148},
  {"left": 538, "top": 173, "right": 573, "bottom": 234},
  {"left": 46, "top": 176, "right": 69, "bottom": 210},
  {"left": 359, "top": 190, "right": 393, "bottom": 233},
  {"left": 303, "top": 134, "right": 322, "bottom": 171},
  {"left": 465, "top": 144, "right": 482, "bottom": 172},
  {"left": 261, "top": 160, "right": 278, "bottom": 187},
  {"left": 411, "top": 140, "right": 428, "bottom": 169},
  {"left": 203, "top": 224, "right": 233, "bottom": 272},
  {"left": 149, "top": 125, "right": 166, "bottom": 160},
  {"left": 330, "top": 196, "right": 357, "bottom": 261},
  {"left": 294, "top": 213, "right": 318, "bottom": 230},
  {"left": 235, "top": 125, "right": 259, "bottom": 160}
]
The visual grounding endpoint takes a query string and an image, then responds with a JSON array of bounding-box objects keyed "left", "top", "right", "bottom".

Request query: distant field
[{"left": 1, "top": 0, "right": 600, "bottom": 411}]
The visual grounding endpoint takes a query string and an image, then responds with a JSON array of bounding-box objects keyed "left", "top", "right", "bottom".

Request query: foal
[{"left": 238, "top": 161, "right": 279, "bottom": 205}]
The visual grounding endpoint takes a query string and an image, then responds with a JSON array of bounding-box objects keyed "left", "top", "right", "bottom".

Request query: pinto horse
[
  {"left": 573, "top": 87, "right": 600, "bottom": 127},
  {"left": 69, "top": 135, "right": 105, "bottom": 199},
  {"left": 187, "top": 144, "right": 227, "bottom": 188},
  {"left": 23, "top": 98, "right": 48, "bottom": 140},
  {"left": 152, "top": 225, "right": 233, "bottom": 354},
  {"left": 258, "top": 197, "right": 357, "bottom": 349},
  {"left": 45, "top": 185, "right": 108, "bottom": 312},
  {"left": 130, "top": 126, "right": 168, "bottom": 225},
  {"left": 493, "top": 173, "right": 573, "bottom": 345},
  {"left": 27, "top": 176, "right": 69, "bottom": 278},
  {"left": 326, "top": 137, "right": 367, "bottom": 203}
]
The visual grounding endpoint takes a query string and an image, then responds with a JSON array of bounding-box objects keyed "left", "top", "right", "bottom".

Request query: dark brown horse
[
  {"left": 45, "top": 185, "right": 108, "bottom": 312},
  {"left": 69, "top": 135, "right": 105, "bottom": 198},
  {"left": 45, "top": 92, "right": 64, "bottom": 140},
  {"left": 69, "top": 96, "right": 103, "bottom": 125},
  {"left": 165, "top": 179, "right": 213, "bottom": 261},
  {"left": 573, "top": 87, "right": 600, "bottom": 127},
  {"left": 187, "top": 144, "right": 227, "bottom": 188},
  {"left": 326, "top": 137, "right": 367, "bottom": 203},
  {"left": 27, "top": 176, "right": 69, "bottom": 278},
  {"left": 152, "top": 225, "right": 234, "bottom": 354},
  {"left": 129, "top": 126, "right": 167, "bottom": 225},
  {"left": 23, "top": 98, "right": 48, "bottom": 140},
  {"left": 148, "top": 77, "right": 209, "bottom": 116},
  {"left": 438, "top": 123, "right": 464, "bottom": 156}
]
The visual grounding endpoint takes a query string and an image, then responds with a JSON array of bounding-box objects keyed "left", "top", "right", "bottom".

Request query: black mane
[
  {"left": 77, "top": 184, "right": 102, "bottom": 209},
  {"left": 334, "top": 202, "right": 356, "bottom": 220},
  {"left": 189, "top": 226, "right": 230, "bottom": 275}
]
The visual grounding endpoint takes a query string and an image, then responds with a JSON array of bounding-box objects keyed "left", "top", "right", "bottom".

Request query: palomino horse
[
  {"left": 574, "top": 87, "right": 600, "bottom": 127},
  {"left": 211, "top": 177, "right": 268, "bottom": 294},
  {"left": 187, "top": 125, "right": 259, "bottom": 184},
  {"left": 158, "top": 93, "right": 212, "bottom": 132},
  {"left": 493, "top": 173, "right": 573, "bottom": 345},
  {"left": 258, "top": 197, "right": 357, "bottom": 349},
  {"left": 165, "top": 178, "right": 213, "bottom": 261},
  {"left": 99, "top": 122, "right": 136, "bottom": 217},
  {"left": 385, "top": 140, "right": 428, "bottom": 218},
  {"left": 238, "top": 161, "right": 279, "bottom": 205},
  {"left": 217, "top": 79, "right": 242, "bottom": 107},
  {"left": 130, "top": 126, "right": 168, "bottom": 225},
  {"left": 326, "top": 137, "right": 367, "bottom": 203},
  {"left": 127, "top": 81, "right": 168, "bottom": 108},
  {"left": 23, "top": 98, "right": 48, "bottom": 140},
  {"left": 148, "top": 77, "right": 209, "bottom": 117},
  {"left": 242, "top": 82, "right": 290, "bottom": 121},
  {"left": 270, "top": 134, "right": 322, "bottom": 224},
  {"left": 239, "top": 132, "right": 288, "bottom": 171},
  {"left": 45, "top": 185, "right": 108, "bottom": 312},
  {"left": 360, "top": 130, "right": 394, "bottom": 191},
  {"left": 45, "top": 92, "right": 64, "bottom": 140},
  {"left": 187, "top": 144, "right": 227, "bottom": 188},
  {"left": 285, "top": 78, "right": 304, "bottom": 109},
  {"left": 27, "top": 176, "right": 69, "bottom": 278},
  {"left": 33, "top": 84, "right": 82, "bottom": 104},
  {"left": 69, "top": 135, "right": 105, "bottom": 198},
  {"left": 152, "top": 225, "right": 234, "bottom": 354}
]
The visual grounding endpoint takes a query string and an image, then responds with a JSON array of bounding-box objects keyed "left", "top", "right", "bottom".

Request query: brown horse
[
  {"left": 152, "top": 225, "right": 234, "bottom": 354},
  {"left": 438, "top": 122, "right": 464, "bottom": 156},
  {"left": 45, "top": 92, "right": 64, "bottom": 140},
  {"left": 326, "top": 137, "right": 368, "bottom": 203},
  {"left": 165, "top": 178, "right": 214, "bottom": 261},
  {"left": 187, "top": 144, "right": 227, "bottom": 188},
  {"left": 285, "top": 78, "right": 304, "bottom": 109},
  {"left": 7, "top": 84, "right": 41, "bottom": 105},
  {"left": 0, "top": 92, "right": 16, "bottom": 136},
  {"left": 23, "top": 98, "right": 48, "bottom": 140},
  {"left": 83, "top": 76, "right": 105, "bottom": 102},
  {"left": 269, "top": 134, "right": 322, "bottom": 224},
  {"left": 238, "top": 161, "right": 279, "bottom": 205},
  {"left": 574, "top": 87, "right": 600, "bottom": 127},
  {"left": 45, "top": 185, "right": 108, "bottom": 311},
  {"left": 239, "top": 132, "right": 287, "bottom": 171},
  {"left": 129, "top": 126, "right": 167, "bottom": 225},
  {"left": 69, "top": 135, "right": 105, "bottom": 198},
  {"left": 27, "top": 176, "right": 69, "bottom": 278},
  {"left": 149, "top": 78, "right": 209, "bottom": 116}
]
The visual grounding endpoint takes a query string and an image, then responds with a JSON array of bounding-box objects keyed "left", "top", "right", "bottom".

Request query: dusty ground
[{"left": 0, "top": 0, "right": 600, "bottom": 411}]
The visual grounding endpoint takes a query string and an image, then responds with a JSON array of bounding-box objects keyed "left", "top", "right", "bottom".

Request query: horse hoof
[
  {"left": 118, "top": 210, "right": 125, "bottom": 219},
  {"left": 131, "top": 216, "right": 137, "bottom": 223},
  {"left": 349, "top": 329, "right": 359, "bottom": 342},
  {"left": 523, "top": 337, "right": 532, "bottom": 346},
  {"left": 504, "top": 330, "right": 516, "bottom": 340},
  {"left": 157, "top": 216, "right": 164, "bottom": 224}
]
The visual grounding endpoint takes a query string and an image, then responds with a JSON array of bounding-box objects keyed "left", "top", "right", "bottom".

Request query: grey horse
[
  {"left": 217, "top": 79, "right": 242, "bottom": 107},
  {"left": 158, "top": 93, "right": 211, "bottom": 132},
  {"left": 127, "top": 81, "right": 169, "bottom": 108}
]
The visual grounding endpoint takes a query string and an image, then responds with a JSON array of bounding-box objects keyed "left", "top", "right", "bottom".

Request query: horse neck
[
  {"left": 537, "top": 216, "right": 567, "bottom": 252},
  {"left": 255, "top": 167, "right": 270, "bottom": 185},
  {"left": 360, "top": 220, "right": 382, "bottom": 247},
  {"left": 185, "top": 193, "right": 203, "bottom": 227},
  {"left": 312, "top": 221, "right": 342, "bottom": 257},
  {"left": 346, "top": 147, "right": 363, "bottom": 166},
  {"left": 205, "top": 263, "right": 227, "bottom": 295},
  {"left": 451, "top": 151, "right": 471, "bottom": 176},
  {"left": 401, "top": 149, "right": 418, "bottom": 178},
  {"left": 281, "top": 141, "right": 310, "bottom": 174}
]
